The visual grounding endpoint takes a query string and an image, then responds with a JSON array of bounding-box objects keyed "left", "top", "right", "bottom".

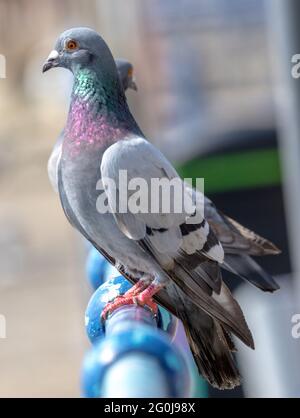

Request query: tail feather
[
  {"left": 223, "top": 254, "right": 280, "bottom": 292},
  {"left": 220, "top": 325, "right": 237, "bottom": 352},
  {"left": 169, "top": 283, "right": 241, "bottom": 390},
  {"left": 171, "top": 262, "right": 254, "bottom": 348},
  {"left": 223, "top": 216, "right": 281, "bottom": 256},
  {"left": 181, "top": 311, "right": 241, "bottom": 390}
]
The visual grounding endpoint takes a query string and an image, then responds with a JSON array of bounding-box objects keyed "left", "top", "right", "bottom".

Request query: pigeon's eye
[
  {"left": 128, "top": 68, "right": 133, "bottom": 78},
  {"left": 65, "top": 40, "right": 78, "bottom": 51}
]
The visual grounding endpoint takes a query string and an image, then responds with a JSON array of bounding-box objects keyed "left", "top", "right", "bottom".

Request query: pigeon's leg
[
  {"left": 134, "top": 278, "right": 164, "bottom": 310},
  {"left": 101, "top": 275, "right": 155, "bottom": 321},
  {"left": 121, "top": 276, "right": 152, "bottom": 298}
]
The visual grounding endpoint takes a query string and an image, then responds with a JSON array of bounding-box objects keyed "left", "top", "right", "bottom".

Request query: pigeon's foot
[
  {"left": 101, "top": 279, "right": 162, "bottom": 321},
  {"left": 134, "top": 282, "right": 163, "bottom": 309},
  {"left": 101, "top": 294, "right": 138, "bottom": 321},
  {"left": 134, "top": 296, "right": 158, "bottom": 316}
]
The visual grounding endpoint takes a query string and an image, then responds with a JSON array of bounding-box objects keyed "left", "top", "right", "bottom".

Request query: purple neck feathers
[
  {"left": 63, "top": 68, "right": 137, "bottom": 155},
  {"left": 65, "top": 96, "right": 128, "bottom": 149}
]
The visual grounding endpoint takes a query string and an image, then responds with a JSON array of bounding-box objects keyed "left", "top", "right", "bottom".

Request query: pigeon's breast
[
  {"left": 60, "top": 103, "right": 132, "bottom": 221},
  {"left": 59, "top": 142, "right": 105, "bottom": 222},
  {"left": 64, "top": 97, "right": 129, "bottom": 154}
]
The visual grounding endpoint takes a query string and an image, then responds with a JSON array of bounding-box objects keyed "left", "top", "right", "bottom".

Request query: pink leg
[
  {"left": 135, "top": 282, "right": 164, "bottom": 307},
  {"left": 121, "top": 279, "right": 149, "bottom": 298},
  {"left": 101, "top": 277, "right": 159, "bottom": 321},
  {"left": 132, "top": 282, "right": 165, "bottom": 315}
]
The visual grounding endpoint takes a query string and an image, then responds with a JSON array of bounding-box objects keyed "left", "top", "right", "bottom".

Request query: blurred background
[{"left": 0, "top": 0, "right": 299, "bottom": 398}]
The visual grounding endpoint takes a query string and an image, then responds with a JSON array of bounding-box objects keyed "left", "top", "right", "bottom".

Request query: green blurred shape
[{"left": 177, "top": 148, "right": 281, "bottom": 193}]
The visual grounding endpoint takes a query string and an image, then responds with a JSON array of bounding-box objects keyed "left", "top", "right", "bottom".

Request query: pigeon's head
[
  {"left": 43, "top": 27, "right": 116, "bottom": 75},
  {"left": 115, "top": 59, "right": 138, "bottom": 92}
]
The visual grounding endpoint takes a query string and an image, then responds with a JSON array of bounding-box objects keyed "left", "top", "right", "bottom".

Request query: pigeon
[
  {"left": 48, "top": 59, "right": 137, "bottom": 193},
  {"left": 43, "top": 27, "right": 280, "bottom": 389}
]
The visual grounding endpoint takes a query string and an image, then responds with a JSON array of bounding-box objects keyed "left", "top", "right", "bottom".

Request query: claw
[
  {"left": 101, "top": 295, "right": 134, "bottom": 322},
  {"left": 101, "top": 279, "right": 162, "bottom": 322},
  {"left": 134, "top": 296, "right": 158, "bottom": 317},
  {"left": 101, "top": 294, "right": 158, "bottom": 322}
]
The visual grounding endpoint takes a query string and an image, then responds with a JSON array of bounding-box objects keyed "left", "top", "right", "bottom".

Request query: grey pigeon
[
  {"left": 43, "top": 27, "right": 280, "bottom": 389},
  {"left": 48, "top": 59, "right": 137, "bottom": 192}
]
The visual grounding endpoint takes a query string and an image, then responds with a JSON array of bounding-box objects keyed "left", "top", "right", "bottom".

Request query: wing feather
[{"left": 100, "top": 137, "right": 253, "bottom": 347}]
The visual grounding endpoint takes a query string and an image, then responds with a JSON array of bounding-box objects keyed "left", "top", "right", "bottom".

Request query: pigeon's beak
[
  {"left": 128, "top": 78, "right": 138, "bottom": 92},
  {"left": 42, "top": 50, "right": 60, "bottom": 73}
]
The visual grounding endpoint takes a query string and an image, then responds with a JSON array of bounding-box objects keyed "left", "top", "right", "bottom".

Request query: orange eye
[
  {"left": 127, "top": 68, "right": 133, "bottom": 78},
  {"left": 66, "top": 40, "right": 78, "bottom": 51}
]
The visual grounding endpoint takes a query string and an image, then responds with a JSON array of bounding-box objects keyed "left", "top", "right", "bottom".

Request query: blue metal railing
[{"left": 81, "top": 248, "right": 194, "bottom": 398}]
